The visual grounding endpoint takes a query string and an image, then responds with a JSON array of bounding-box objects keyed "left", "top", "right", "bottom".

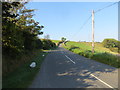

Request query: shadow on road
[
  {"left": 53, "top": 47, "right": 118, "bottom": 88},
  {"left": 30, "top": 47, "right": 118, "bottom": 88}
]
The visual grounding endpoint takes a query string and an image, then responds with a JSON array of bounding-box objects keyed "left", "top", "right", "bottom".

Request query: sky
[{"left": 25, "top": 2, "right": 118, "bottom": 42}]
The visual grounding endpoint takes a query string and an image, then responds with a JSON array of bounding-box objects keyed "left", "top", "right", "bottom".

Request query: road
[{"left": 29, "top": 47, "right": 118, "bottom": 88}]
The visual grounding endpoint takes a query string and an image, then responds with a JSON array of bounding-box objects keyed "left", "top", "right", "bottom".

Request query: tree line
[
  {"left": 2, "top": 2, "right": 56, "bottom": 59},
  {"left": 2, "top": 1, "right": 56, "bottom": 75}
]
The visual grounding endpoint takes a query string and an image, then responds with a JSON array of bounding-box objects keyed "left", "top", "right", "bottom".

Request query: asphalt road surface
[{"left": 29, "top": 47, "right": 118, "bottom": 89}]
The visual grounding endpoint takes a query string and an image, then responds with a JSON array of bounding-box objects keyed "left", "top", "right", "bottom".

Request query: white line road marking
[
  {"left": 62, "top": 51, "right": 115, "bottom": 89},
  {"left": 61, "top": 50, "right": 115, "bottom": 89},
  {"left": 65, "top": 55, "right": 76, "bottom": 64},
  {"left": 90, "top": 74, "right": 115, "bottom": 89}
]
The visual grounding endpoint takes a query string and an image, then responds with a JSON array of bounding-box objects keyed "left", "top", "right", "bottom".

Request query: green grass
[
  {"left": 3, "top": 51, "right": 48, "bottom": 88},
  {"left": 63, "top": 41, "right": 118, "bottom": 54},
  {"left": 63, "top": 41, "right": 120, "bottom": 68},
  {"left": 91, "top": 52, "right": 120, "bottom": 68},
  {"left": 52, "top": 40, "right": 60, "bottom": 44}
]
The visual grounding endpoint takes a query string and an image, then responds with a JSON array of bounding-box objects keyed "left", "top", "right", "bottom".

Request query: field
[
  {"left": 62, "top": 41, "right": 120, "bottom": 68},
  {"left": 52, "top": 40, "right": 60, "bottom": 44},
  {"left": 63, "top": 41, "right": 118, "bottom": 54}
]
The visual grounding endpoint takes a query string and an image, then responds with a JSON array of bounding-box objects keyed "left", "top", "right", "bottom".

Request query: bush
[
  {"left": 78, "top": 50, "right": 93, "bottom": 58},
  {"left": 83, "top": 50, "right": 93, "bottom": 58},
  {"left": 102, "top": 39, "right": 118, "bottom": 48},
  {"left": 118, "top": 41, "right": 120, "bottom": 53},
  {"left": 42, "top": 39, "right": 56, "bottom": 50},
  {"left": 78, "top": 51, "right": 84, "bottom": 56}
]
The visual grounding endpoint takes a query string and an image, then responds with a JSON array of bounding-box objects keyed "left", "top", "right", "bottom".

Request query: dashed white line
[
  {"left": 61, "top": 51, "right": 116, "bottom": 89},
  {"left": 61, "top": 51, "right": 115, "bottom": 89},
  {"left": 65, "top": 55, "right": 76, "bottom": 64},
  {"left": 90, "top": 74, "right": 115, "bottom": 89}
]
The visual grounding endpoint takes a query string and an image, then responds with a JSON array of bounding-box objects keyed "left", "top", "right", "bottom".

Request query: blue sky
[{"left": 25, "top": 2, "right": 118, "bottom": 42}]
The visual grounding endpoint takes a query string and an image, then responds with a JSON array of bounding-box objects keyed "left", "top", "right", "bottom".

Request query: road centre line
[
  {"left": 90, "top": 74, "right": 115, "bottom": 89},
  {"left": 62, "top": 51, "right": 115, "bottom": 89},
  {"left": 65, "top": 55, "right": 76, "bottom": 64}
]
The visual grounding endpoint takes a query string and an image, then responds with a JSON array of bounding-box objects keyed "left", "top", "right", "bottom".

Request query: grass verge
[
  {"left": 91, "top": 52, "right": 120, "bottom": 68},
  {"left": 3, "top": 50, "right": 48, "bottom": 88},
  {"left": 63, "top": 41, "right": 120, "bottom": 68}
]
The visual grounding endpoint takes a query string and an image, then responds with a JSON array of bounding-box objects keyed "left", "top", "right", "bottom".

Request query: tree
[
  {"left": 61, "top": 37, "right": 66, "bottom": 42},
  {"left": 2, "top": 1, "right": 44, "bottom": 58},
  {"left": 2, "top": 2, "right": 25, "bottom": 57},
  {"left": 57, "top": 37, "right": 67, "bottom": 46},
  {"left": 102, "top": 39, "right": 118, "bottom": 48},
  {"left": 42, "top": 39, "right": 56, "bottom": 50}
]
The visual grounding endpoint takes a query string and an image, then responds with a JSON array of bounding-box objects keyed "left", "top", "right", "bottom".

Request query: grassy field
[
  {"left": 52, "top": 40, "right": 60, "bottom": 44},
  {"left": 3, "top": 50, "right": 48, "bottom": 88},
  {"left": 63, "top": 41, "right": 118, "bottom": 54},
  {"left": 62, "top": 41, "right": 120, "bottom": 68}
]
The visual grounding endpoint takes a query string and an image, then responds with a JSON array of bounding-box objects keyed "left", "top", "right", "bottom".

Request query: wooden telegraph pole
[{"left": 92, "top": 10, "right": 95, "bottom": 54}]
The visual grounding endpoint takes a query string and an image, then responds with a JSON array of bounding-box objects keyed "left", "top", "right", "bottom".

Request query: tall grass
[
  {"left": 3, "top": 51, "right": 48, "bottom": 88},
  {"left": 3, "top": 49, "right": 43, "bottom": 76},
  {"left": 91, "top": 53, "right": 120, "bottom": 68}
]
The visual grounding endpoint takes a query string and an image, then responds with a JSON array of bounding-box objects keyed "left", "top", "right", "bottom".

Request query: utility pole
[{"left": 92, "top": 10, "right": 95, "bottom": 54}]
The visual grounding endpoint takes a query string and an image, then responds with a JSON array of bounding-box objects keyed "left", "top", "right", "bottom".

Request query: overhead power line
[
  {"left": 79, "top": 15, "right": 92, "bottom": 30},
  {"left": 72, "top": 14, "right": 92, "bottom": 40},
  {"left": 95, "top": 2, "right": 118, "bottom": 13},
  {"left": 71, "top": 2, "right": 118, "bottom": 41}
]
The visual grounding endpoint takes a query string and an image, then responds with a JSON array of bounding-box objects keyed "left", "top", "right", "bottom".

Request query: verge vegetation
[
  {"left": 3, "top": 50, "right": 48, "bottom": 88},
  {"left": 2, "top": 2, "right": 57, "bottom": 88},
  {"left": 63, "top": 41, "right": 120, "bottom": 68}
]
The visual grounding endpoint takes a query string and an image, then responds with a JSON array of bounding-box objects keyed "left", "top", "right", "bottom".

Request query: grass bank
[
  {"left": 63, "top": 41, "right": 120, "bottom": 68},
  {"left": 3, "top": 50, "right": 48, "bottom": 88}
]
